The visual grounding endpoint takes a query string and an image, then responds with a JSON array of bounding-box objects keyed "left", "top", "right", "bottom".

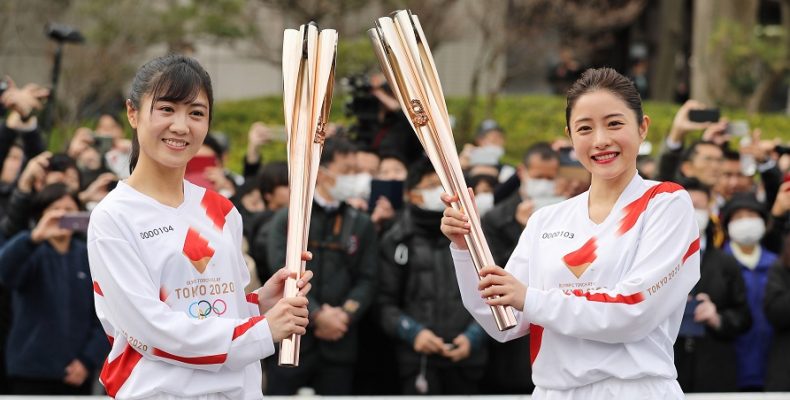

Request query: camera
[
  {"left": 45, "top": 23, "right": 85, "bottom": 43},
  {"left": 342, "top": 74, "right": 381, "bottom": 145}
]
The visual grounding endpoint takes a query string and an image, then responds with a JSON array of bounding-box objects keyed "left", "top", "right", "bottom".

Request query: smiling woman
[
  {"left": 441, "top": 68, "right": 701, "bottom": 400},
  {"left": 86, "top": 54, "right": 313, "bottom": 400}
]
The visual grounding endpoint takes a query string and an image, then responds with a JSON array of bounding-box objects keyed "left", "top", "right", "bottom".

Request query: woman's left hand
[
  {"left": 258, "top": 251, "right": 313, "bottom": 314},
  {"left": 477, "top": 265, "right": 526, "bottom": 311}
]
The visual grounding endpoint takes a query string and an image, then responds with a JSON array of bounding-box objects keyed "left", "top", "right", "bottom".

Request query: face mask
[
  {"left": 419, "top": 185, "right": 446, "bottom": 212},
  {"left": 328, "top": 174, "right": 356, "bottom": 202},
  {"left": 522, "top": 177, "right": 556, "bottom": 199},
  {"left": 469, "top": 145, "right": 504, "bottom": 166},
  {"left": 475, "top": 192, "right": 494, "bottom": 216},
  {"left": 695, "top": 209, "right": 710, "bottom": 232},
  {"left": 352, "top": 173, "right": 372, "bottom": 200},
  {"left": 728, "top": 217, "right": 765, "bottom": 246}
]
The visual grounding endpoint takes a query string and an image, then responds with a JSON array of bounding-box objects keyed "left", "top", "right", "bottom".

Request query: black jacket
[
  {"left": 674, "top": 247, "right": 752, "bottom": 392},
  {"left": 478, "top": 192, "right": 534, "bottom": 394},
  {"left": 267, "top": 201, "right": 378, "bottom": 364},
  {"left": 481, "top": 193, "right": 523, "bottom": 267},
  {"left": 377, "top": 205, "right": 486, "bottom": 369},
  {"left": 764, "top": 261, "right": 790, "bottom": 391}
]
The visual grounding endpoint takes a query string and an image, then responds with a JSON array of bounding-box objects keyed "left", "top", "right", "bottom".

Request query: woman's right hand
[
  {"left": 31, "top": 208, "right": 70, "bottom": 243},
  {"left": 440, "top": 191, "right": 471, "bottom": 250},
  {"left": 264, "top": 296, "right": 310, "bottom": 342}
]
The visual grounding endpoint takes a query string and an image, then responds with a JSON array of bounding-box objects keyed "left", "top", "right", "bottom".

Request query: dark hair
[
  {"left": 128, "top": 54, "right": 214, "bottom": 173},
  {"left": 565, "top": 67, "right": 643, "bottom": 130},
  {"left": 781, "top": 234, "right": 790, "bottom": 269},
  {"left": 320, "top": 137, "right": 356, "bottom": 167},
  {"left": 405, "top": 157, "right": 437, "bottom": 191},
  {"left": 680, "top": 177, "right": 711, "bottom": 198},
  {"left": 681, "top": 140, "right": 722, "bottom": 163},
  {"left": 722, "top": 148, "right": 740, "bottom": 162},
  {"left": 522, "top": 142, "right": 559, "bottom": 167},
  {"left": 379, "top": 150, "right": 407, "bottom": 167},
  {"left": 31, "top": 182, "right": 81, "bottom": 222},
  {"left": 257, "top": 161, "right": 288, "bottom": 205},
  {"left": 48, "top": 153, "right": 78, "bottom": 173},
  {"left": 202, "top": 133, "right": 224, "bottom": 162}
]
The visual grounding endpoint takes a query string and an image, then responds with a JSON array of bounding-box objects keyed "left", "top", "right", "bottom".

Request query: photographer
[
  {"left": 0, "top": 183, "right": 108, "bottom": 394},
  {"left": 0, "top": 78, "right": 49, "bottom": 217},
  {"left": 345, "top": 73, "right": 422, "bottom": 165},
  {"left": 0, "top": 152, "right": 81, "bottom": 239}
]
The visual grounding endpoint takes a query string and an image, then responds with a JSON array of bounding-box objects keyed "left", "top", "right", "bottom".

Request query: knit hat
[{"left": 721, "top": 192, "right": 769, "bottom": 228}]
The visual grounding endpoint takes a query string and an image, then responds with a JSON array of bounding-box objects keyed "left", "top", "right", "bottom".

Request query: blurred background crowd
[{"left": 1, "top": 0, "right": 790, "bottom": 397}]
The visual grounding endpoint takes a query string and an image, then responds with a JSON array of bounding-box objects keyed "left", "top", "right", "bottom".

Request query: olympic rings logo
[{"left": 188, "top": 299, "right": 227, "bottom": 319}]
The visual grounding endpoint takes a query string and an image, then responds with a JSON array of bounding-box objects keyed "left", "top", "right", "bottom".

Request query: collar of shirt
[{"left": 314, "top": 192, "right": 340, "bottom": 211}]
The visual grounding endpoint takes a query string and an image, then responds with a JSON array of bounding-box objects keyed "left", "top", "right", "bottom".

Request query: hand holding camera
[
  {"left": 17, "top": 151, "right": 52, "bottom": 193},
  {"left": 669, "top": 100, "right": 717, "bottom": 143},
  {"left": 30, "top": 208, "right": 72, "bottom": 243}
]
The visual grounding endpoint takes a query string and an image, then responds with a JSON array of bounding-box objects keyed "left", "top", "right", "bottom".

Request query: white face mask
[
  {"left": 728, "top": 217, "right": 765, "bottom": 246},
  {"left": 522, "top": 177, "right": 556, "bottom": 199},
  {"left": 695, "top": 209, "right": 710, "bottom": 232},
  {"left": 475, "top": 192, "right": 495, "bottom": 216},
  {"left": 352, "top": 173, "right": 372, "bottom": 200},
  {"left": 328, "top": 174, "right": 356, "bottom": 202},
  {"left": 418, "top": 185, "right": 446, "bottom": 212}
]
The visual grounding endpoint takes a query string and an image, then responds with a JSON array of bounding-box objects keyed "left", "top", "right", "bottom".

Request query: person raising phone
[
  {"left": 441, "top": 68, "right": 700, "bottom": 399},
  {"left": 0, "top": 183, "right": 107, "bottom": 395},
  {"left": 87, "top": 54, "right": 312, "bottom": 399}
]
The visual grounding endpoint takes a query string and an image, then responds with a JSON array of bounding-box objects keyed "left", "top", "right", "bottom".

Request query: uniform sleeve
[
  {"left": 522, "top": 192, "right": 701, "bottom": 344},
  {"left": 88, "top": 210, "right": 274, "bottom": 372},
  {"left": 451, "top": 215, "right": 535, "bottom": 343},
  {"left": 228, "top": 209, "right": 260, "bottom": 317}
]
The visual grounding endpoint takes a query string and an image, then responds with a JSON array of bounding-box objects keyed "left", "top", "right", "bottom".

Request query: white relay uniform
[
  {"left": 453, "top": 173, "right": 700, "bottom": 399},
  {"left": 87, "top": 180, "right": 274, "bottom": 400}
]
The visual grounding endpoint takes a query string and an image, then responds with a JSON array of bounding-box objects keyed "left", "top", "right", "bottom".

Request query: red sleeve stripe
[
  {"left": 246, "top": 292, "right": 259, "bottom": 305},
  {"left": 100, "top": 344, "right": 143, "bottom": 398},
  {"left": 152, "top": 348, "right": 227, "bottom": 365},
  {"left": 568, "top": 237, "right": 700, "bottom": 305},
  {"left": 233, "top": 316, "right": 265, "bottom": 340},
  {"left": 570, "top": 289, "right": 645, "bottom": 304},
  {"left": 683, "top": 237, "right": 701, "bottom": 264},
  {"left": 93, "top": 281, "right": 104, "bottom": 296}
]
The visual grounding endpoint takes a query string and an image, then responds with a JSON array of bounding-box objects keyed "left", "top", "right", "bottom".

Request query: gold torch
[
  {"left": 369, "top": 10, "right": 516, "bottom": 331},
  {"left": 280, "top": 22, "right": 337, "bottom": 366}
]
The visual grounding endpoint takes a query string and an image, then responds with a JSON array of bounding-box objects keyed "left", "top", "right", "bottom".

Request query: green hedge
[{"left": 50, "top": 94, "right": 790, "bottom": 173}]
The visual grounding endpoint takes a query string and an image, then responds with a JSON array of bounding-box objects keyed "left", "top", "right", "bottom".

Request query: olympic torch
[
  {"left": 368, "top": 10, "right": 516, "bottom": 331},
  {"left": 280, "top": 22, "right": 337, "bottom": 366}
]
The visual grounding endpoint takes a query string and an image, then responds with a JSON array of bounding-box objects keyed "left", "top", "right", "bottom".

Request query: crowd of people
[{"left": 0, "top": 61, "right": 789, "bottom": 397}]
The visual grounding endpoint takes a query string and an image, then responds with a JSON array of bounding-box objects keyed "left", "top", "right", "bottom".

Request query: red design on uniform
[
  {"left": 569, "top": 289, "right": 645, "bottom": 304},
  {"left": 563, "top": 237, "right": 597, "bottom": 278},
  {"left": 246, "top": 292, "right": 259, "bottom": 305},
  {"left": 201, "top": 190, "right": 233, "bottom": 231},
  {"left": 159, "top": 287, "right": 168, "bottom": 302},
  {"left": 93, "top": 281, "right": 104, "bottom": 296},
  {"left": 232, "top": 316, "right": 265, "bottom": 340},
  {"left": 152, "top": 348, "right": 227, "bottom": 365},
  {"left": 182, "top": 228, "right": 214, "bottom": 273},
  {"left": 530, "top": 324, "right": 544, "bottom": 365},
  {"left": 683, "top": 238, "right": 701, "bottom": 263},
  {"left": 619, "top": 182, "right": 683, "bottom": 235},
  {"left": 101, "top": 343, "right": 143, "bottom": 398}
]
